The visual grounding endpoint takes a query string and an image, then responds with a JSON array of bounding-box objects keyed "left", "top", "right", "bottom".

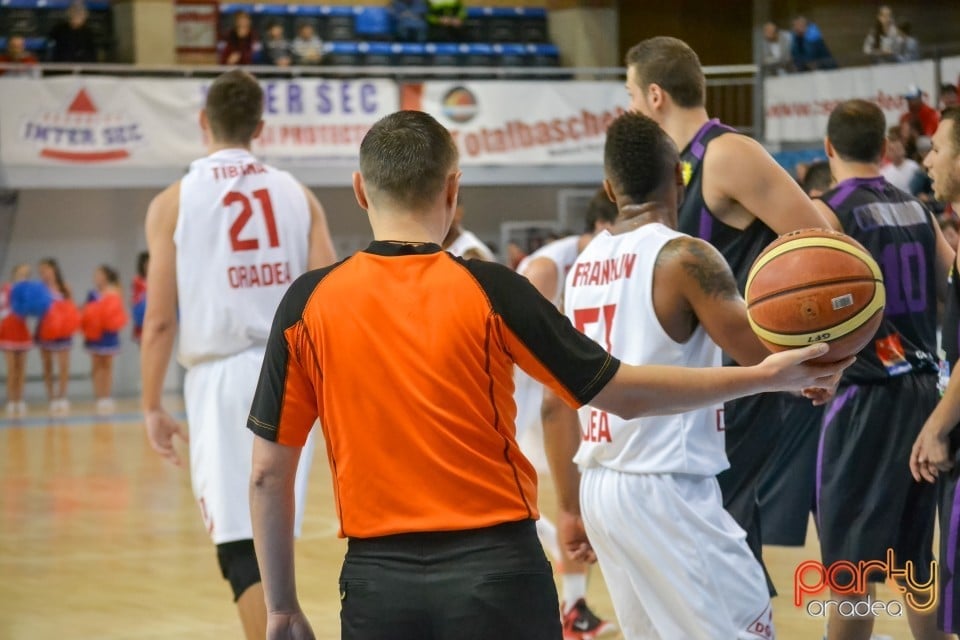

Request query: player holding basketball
[
  {"left": 812, "top": 99, "right": 953, "bottom": 640},
  {"left": 140, "top": 70, "right": 336, "bottom": 640},
  {"left": 624, "top": 36, "right": 834, "bottom": 575},
  {"left": 910, "top": 106, "right": 960, "bottom": 637},
  {"left": 246, "top": 110, "right": 849, "bottom": 640},
  {"left": 549, "top": 110, "right": 817, "bottom": 639},
  {"left": 517, "top": 190, "right": 618, "bottom": 638}
]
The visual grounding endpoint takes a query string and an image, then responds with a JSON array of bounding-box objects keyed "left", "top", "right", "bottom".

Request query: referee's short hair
[{"left": 360, "top": 110, "right": 460, "bottom": 210}]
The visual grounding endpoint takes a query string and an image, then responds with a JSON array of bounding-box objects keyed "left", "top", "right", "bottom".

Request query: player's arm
[
  {"left": 141, "top": 182, "right": 188, "bottom": 466},
  {"left": 518, "top": 257, "right": 558, "bottom": 302},
  {"left": 660, "top": 236, "right": 770, "bottom": 366},
  {"left": 911, "top": 368, "right": 960, "bottom": 483},
  {"left": 248, "top": 276, "right": 321, "bottom": 633},
  {"left": 302, "top": 185, "right": 337, "bottom": 271},
  {"left": 473, "top": 262, "right": 851, "bottom": 421},
  {"left": 707, "top": 134, "right": 841, "bottom": 232},
  {"left": 541, "top": 385, "right": 596, "bottom": 563}
]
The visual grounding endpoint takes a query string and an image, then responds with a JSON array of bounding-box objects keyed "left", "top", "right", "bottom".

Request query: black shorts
[
  {"left": 758, "top": 396, "right": 822, "bottom": 547},
  {"left": 717, "top": 391, "right": 785, "bottom": 592},
  {"left": 339, "top": 520, "right": 562, "bottom": 640},
  {"left": 816, "top": 375, "right": 937, "bottom": 583}
]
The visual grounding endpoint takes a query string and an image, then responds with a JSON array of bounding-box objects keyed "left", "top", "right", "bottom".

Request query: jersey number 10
[{"left": 225, "top": 189, "right": 280, "bottom": 252}]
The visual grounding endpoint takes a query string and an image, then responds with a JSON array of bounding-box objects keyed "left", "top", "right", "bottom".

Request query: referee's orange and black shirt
[{"left": 247, "top": 241, "right": 620, "bottom": 539}]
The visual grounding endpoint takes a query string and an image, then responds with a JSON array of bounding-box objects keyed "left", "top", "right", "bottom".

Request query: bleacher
[
  {"left": 0, "top": 0, "right": 113, "bottom": 57},
  {"left": 218, "top": 4, "right": 559, "bottom": 68}
]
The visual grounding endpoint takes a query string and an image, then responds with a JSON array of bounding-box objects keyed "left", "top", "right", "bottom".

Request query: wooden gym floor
[{"left": 0, "top": 400, "right": 924, "bottom": 639}]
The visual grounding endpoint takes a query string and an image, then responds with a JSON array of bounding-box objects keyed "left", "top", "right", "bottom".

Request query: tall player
[
  {"left": 624, "top": 36, "right": 834, "bottom": 576},
  {"left": 517, "top": 190, "right": 618, "bottom": 639},
  {"left": 812, "top": 99, "right": 953, "bottom": 640},
  {"left": 139, "top": 70, "right": 336, "bottom": 639},
  {"left": 912, "top": 107, "right": 960, "bottom": 638},
  {"left": 549, "top": 111, "right": 833, "bottom": 639}
]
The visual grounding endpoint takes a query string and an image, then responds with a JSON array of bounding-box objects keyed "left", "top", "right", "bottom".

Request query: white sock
[{"left": 562, "top": 573, "right": 587, "bottom": 609}]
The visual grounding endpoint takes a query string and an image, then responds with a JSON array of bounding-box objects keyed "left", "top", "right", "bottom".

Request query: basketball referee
[{"left": 247, "top": 110, "right": 849, "bottom": 640}]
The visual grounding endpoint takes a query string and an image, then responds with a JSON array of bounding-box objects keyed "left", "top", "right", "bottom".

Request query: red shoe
[{"left": 562, "top": 599, "right": 617, "bottom": 640}]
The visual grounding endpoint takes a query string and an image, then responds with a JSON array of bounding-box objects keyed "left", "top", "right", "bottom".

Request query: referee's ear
[
  {"left": 445, "top": 170, "right": 462, "bottom": 212},
  {"left": 353, "top": 171, "right": 370, "bottom": 212}
]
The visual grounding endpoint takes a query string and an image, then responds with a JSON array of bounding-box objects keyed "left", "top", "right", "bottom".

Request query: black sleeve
[
  {"left": 247, "top": 264, "right": 340, "bottom": 444},
  {"left": 462, "top": 258, "right": 620, "bottom": 406}
]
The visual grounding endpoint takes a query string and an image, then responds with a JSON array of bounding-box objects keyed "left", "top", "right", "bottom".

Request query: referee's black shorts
[{"left": 339, "top": 519, "right": 561, "bottom": 640}]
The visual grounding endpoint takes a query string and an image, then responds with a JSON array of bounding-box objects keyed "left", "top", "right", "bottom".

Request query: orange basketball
[{"left": 745, "top": 229, "right": 886, "bottom": 363}]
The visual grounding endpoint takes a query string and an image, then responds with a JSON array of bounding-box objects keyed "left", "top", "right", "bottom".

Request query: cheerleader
[
  {"left": 1, "top": 264, "right": 35, "bottom": 417},
  {"left": 37, "top": 258, "right": 79, "bottom": 416},
  {"left": 82, "top": 265, "right": 127, "bottom": 415},
  {"left": 131, "top": 251, "right": 148, "bottom": 343}
]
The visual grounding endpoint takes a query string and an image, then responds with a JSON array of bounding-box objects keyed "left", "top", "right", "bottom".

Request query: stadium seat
[
  {"left": 527, "top": 43, "right": 559, "bottom": 67},
  {"left": 396, "top": 42, "right": 428, "bottom": 67},
  {"left": 494, "top": 43, "right": 525, "bottom": 67},
  {"left": 463, "top": 42, "right": 494, "bottom": 67},
  {"left": 323, "top": 6, "right": 355, "bottom": 41},
  {"left": 427, "top": 42, "right": 460, "bottom": 67},
  {"left": 354, "top": 6, "right": 392, "bottom": 41},
  {"left": 323, "top": 40, "right": 361, "bottom": 66},
  {"left": 361, "top": 41, "right": 393, "bottom": 67}
]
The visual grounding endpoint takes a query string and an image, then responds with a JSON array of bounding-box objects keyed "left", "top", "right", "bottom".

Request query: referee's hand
[
  {"left": 559, "top": 509, "right": 597, "bottom": 565},
  {"left": 267, "top": 610, "right": 315, "bottom": 640},
  {"left": 910, "top": 425, "right": 954, "bottom": 484}
]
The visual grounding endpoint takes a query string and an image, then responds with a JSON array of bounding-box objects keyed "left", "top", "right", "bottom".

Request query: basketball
[{"left": 745, "top": 229, "right": 886, "bottom": 363}]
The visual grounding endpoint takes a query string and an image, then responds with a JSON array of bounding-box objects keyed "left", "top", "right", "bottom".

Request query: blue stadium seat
[
  {"left": 463, "top": 42, "right": 494, "bottom": 67},
  {"left": 361, "top": 41, "right": 393, "bottom": 66},
  {"left": 354, "top": 6, "right": 392, "bottom": 41},
  {"left": 527, "top": 43, "right": 559, "bottom": 67},
  {"left": 397, "top": 42, "right": 428, "bottom": 66},
  {"left": 427, "top": 42, "right": 460, "bottom": 67},
  {"left": 323, "top": 40, "right": 361, "bottom": 66},
  {"left": 322, "top": 5, "right": 354, "bottom": 41},
  {"left": 494, "top": 43, "right": 525, "bottom": 67}
]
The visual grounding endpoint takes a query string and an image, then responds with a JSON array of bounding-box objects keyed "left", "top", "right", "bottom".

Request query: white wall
[{"left": 2, "top": 183, "right": 582, "bottom": 402}]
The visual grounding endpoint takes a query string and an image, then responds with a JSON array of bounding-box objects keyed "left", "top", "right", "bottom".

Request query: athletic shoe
[
  {"left": 15, "top": 401, "right": 27, "bottom": 418},
  {"left": 5, "top": 402, "right": 16, "bottom": 418},
  {"left": 562, "top": 599, "right": 617, "bottom": 640},
  {"left": 95, "top": 398, "right": 115, "bottom": 416},
  {"left": 50, "top": 398, "right": 70, "bottom": 416}
]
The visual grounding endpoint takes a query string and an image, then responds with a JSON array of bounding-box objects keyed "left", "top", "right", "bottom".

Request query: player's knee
[
  {"left": 216, "top": 539, "right": 261, "bottom": 602},
  {"left": 540, "top": 389, "right": 565, "bottom": 423}
]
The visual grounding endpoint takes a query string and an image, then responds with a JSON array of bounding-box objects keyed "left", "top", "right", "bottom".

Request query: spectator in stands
[
  {"left": 896, "top": 21, "right": 919, "bottom": 62},
  {"left": 863, "top": 5, "right": 901, "bottom": 64},
  {"left": 218, "top": 11, "right": 259, "bottom": 66},
  {"left": 790, "top": 15, "right": 836, "bottom": 72},
  {"left": 761, "top": 21, "right": 792, "bottom": 75},
  {"left": 800, "top": 160, "right": 833, "bottom": 198},
  {"left": 900, "top": 85, "right": 940, "bottom": 137},
  {"left": 0, "top": 36, "right": 39, "bottom": 76},
  {"left": 392, "top": 0, "right": 428, "bottom": 43},
  {"left": 941, "top": 84, "right": 959, "bottom": 109},
  {"left": 263, "top": 21, "right": 291, "bottom": 67},
  {"left": 881, "top": 126, "right": 923, "bottom": 193},
  {"left": 291, "top": 24, "right": 323, "bottom": 65},
  {"left": 426, "top": 0, "right": 466, "bottom": 42},
  {"left": 48, "top": 1, "right": 99, "bottom": 63}
]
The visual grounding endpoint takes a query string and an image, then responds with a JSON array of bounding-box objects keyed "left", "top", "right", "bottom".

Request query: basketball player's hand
[
  {"left": 144, "top": 408, "right": 189, "bottom": 467},
  {"left": 759, "top": 344, "right": 855, "bottom": 393},
  {"left": 910, "top": 426, "right": 953, "bottom": 483},
  {"left": 267, "top": 610, "right": 315, "bottom": 640},
  {"left": 558, "top": 508, "right": 596, "bottom": 564}
]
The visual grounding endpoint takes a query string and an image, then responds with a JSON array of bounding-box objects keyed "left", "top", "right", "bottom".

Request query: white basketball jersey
[
  {"left": 447, "top": 229, "right": 495, "bottom": 261},
  {"left": 175, "top": 148, "right": 310, "bottom": 368},
  {"left": 517, "top": 235, "right": 581, "bottom": 306},
  {"left": 565, "top": 224, "right": 727, "bottom": 476}
]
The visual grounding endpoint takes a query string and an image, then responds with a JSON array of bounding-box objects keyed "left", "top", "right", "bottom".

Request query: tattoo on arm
[{"left": 659, "top": 237, "right": 740, "bottom": 300}]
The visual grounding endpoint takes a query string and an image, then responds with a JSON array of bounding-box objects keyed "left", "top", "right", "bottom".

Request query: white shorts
[
  {"left": 184, "top": 348, "right": 316, "bottom": 545},
  {"left": 581, "top": 466, "right": 774, "bottom": 640},
  {"left": 514, "top": 368, "right": 549, "bottom": 473}
]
